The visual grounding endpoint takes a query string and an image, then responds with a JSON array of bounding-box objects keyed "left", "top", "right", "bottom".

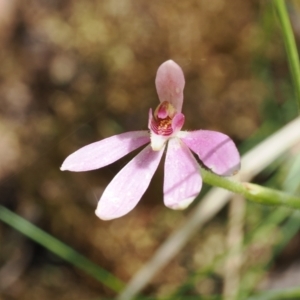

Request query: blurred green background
[{"left": 1, "top": 0, "right": 300, "bottom": 299}]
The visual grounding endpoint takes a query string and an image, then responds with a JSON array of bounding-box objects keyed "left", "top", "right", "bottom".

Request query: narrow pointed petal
[
  {"left": 164, "top": 138, "right": 202, "bottom": 210},
  {"left": 96, "top": 144, "right": 164, "bottom": 220},
  {"left": 61, "top": 131, "right": 150, "bottom": 172},
  {"left": 180, "top": 130, "right": 241, "bottom": 176},
  {"left": 155, "top": 60, "right": 185, "bottom": 112}
]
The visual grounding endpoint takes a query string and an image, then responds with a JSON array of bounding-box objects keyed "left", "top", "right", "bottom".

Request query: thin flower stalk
[{"left": 201, "top": 168, "right": 300, "bottom": 209}]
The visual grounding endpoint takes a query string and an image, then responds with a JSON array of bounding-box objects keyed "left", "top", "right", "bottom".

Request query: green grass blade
[
  {"left": 247, "top": 286, "right": 300, "bottom": 300},
  {"left": 238, "top": 210, "right": 300, "bottom": 298},
  {"left": 0, "top": 205, "right": 124, "bottom": 293},
  {"left": 274, "top": 0, "right": 300, "bottom": 112}
]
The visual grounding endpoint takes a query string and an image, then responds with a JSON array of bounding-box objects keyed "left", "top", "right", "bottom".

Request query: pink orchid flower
[{"left": 61, "top": 60, "right": 240, "bottom": 220}]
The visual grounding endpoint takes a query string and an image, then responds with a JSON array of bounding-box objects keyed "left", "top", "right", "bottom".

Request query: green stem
[
  {"left": 274, "top": 0, "right": 300, "bottom": 112},
  {"left": 0, "top": 205, "right": 124, "bottom": 292},
  {"left": 247, "top": 286, "right": 300, "bottom": 300},
  {"left": 201, "top": 168, "right": 300, "bottom": 209}
]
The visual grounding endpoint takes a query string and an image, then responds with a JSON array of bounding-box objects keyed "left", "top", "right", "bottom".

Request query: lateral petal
[
  {"left": 180, "top": 130, "right": 240, "bottom": 176},
  {"left": 95, "top": 144, "right": 164, "bottom": 220},
  {"left": 171, "top": 113, "right": 185, "bottom": 133},
  {"left": 164, "top": 138, "right": 202, "bottom": 210},
  {"left": 61, "top": 131, "right": 150, "bottom": 172},
  {"left": 155, "top": 60, "right": 185, "bottom": 113}
]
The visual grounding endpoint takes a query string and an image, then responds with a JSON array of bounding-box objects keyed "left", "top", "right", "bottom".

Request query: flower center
[
  {"left": 150, "top": 101, "right": 176, "bottom": 136},
  {"left": 148, "top": 101, "right": 185, "bottom": 151},
  {"left": 155, "top": 117, "right": 172, "bottom": 136}
]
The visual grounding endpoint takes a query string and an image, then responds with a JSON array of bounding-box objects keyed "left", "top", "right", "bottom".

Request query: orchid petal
[
  {"left": 61, "top": 131, "right": 150, "bottom": 172},
  {"left": 180, "top": 130, "right": 240, "bottom": 176},
  {"left": 96, "top": 144, "right": 164, "bottom": 220},
  {"left": 171, "top": 113, "right": 185, "bottom": 133},
  {"left": 164, "top": 138, "right": 202, "bottom": 210},
  {"left": 155, "top": 60, "right": 185, "bottom": 112}
]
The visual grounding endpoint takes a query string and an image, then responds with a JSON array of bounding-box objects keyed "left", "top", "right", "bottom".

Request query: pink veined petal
[
  {"left": 96, "top": 144, "right": 165, "bottom": 220},
  {"left": 61, "top": 131, "right": 150, "bottom": 172},
  {"left": 164, "top": 138, "right": 202, "bottom": 210},
  {"left": 171, "top": 113, "right": 185, "bottom": 133},
  {"left": 155, "top": 60, "right": 185, "bottom": 113},
  {"left": 180, "top": 130, "right": 241, "bottom": 176}
]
